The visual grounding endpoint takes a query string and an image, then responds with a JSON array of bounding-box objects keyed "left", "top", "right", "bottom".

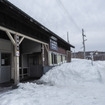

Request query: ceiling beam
[
  {"left": 0, "top": 26, "right": 48, "bottom": 45},
  {"left": 5, "top": 31, "right": 16, "bottom": 46}
]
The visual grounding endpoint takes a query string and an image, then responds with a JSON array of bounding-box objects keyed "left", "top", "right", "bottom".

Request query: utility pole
[
  {"left": 67, "top": 32, "right": 70, "bottom": 43},
  {"left": 82, "top": 29, "right": 87, "bottom": 59}
]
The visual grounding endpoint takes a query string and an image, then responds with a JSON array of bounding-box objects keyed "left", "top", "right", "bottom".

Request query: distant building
[{"left": 72, "top": 51, "right": 105, "bottom": 61}]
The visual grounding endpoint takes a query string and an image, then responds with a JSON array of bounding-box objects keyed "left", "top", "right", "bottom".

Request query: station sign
[
  {"left": 50, "top": 36, "right": 57, "bottom": 41},
  {"left": 16, "top": 35, "right": 20, "bottom": 56},
  {"left": 50, "top": 38, "right": 58, "bottom": 51}
]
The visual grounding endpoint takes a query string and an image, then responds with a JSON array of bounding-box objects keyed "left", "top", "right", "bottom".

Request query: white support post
[
  {"left": 14, "top": 34, "right": 20, "bottom": 85},
  {"left": 14, "top": 55, "right": 19, "bottom": 85},
  {"left": 42, "top": 44, "right": 45, "bottom": 67},
  {"left": 44, "top": 44, "right": 49, "bottom": 66},
  {"left": 5, "top": 31, "right": 19, "bottom": 86}
]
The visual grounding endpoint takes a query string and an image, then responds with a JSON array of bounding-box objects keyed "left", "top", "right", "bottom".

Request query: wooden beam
[
  {"left": 19, "top": 36, "right": 24, "bottom": 45},
  {"left": 44, "top": 44, "right": 49, "bottom": 52},
  {"left": 0, "top": 26, "right": 48, "bottom": 45},
  {"left": 6, "top": 31, "right": 16, "bottom": 46}
]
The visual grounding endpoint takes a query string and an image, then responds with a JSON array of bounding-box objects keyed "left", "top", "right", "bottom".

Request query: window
[
  {"left": 61, "top": 55, "right": 63, "bottom": 62},
  {"left": 51, "top": 53, "right": 54, "bottom": 64},
  {"left": 54, "top": 54, "right": 57, "bottom": 64},
  {"left": 1, "top": 53, "right": 11, "bottom": 66},
  {"left": 65, "top": 56, "right": 67, "bottom": 61},
  {"left": 51, "top": 53, "right": 57, "bottom": 65}
]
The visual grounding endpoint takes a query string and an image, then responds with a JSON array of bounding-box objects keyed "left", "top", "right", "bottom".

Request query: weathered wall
[
  {"left": 0, "top": 39, "right": 12, "bottom": 83},
  {"left": 21, "top": 39, "right": 41, "bottom": 54},
  {"left": 0, "top": 39, "right": 12, "bottom": 52},
  {"left": 49, "top": 47, "right": 66, "bottom": 55}
]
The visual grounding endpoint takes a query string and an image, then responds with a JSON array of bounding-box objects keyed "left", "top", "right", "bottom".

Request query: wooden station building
[{"left": 0, "top": 0, "right": 74, "bottom": 85}]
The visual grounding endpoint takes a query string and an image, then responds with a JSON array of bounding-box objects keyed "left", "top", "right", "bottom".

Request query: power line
[{"left": 56, "top": 0, "right": 81, "bottom": 31}]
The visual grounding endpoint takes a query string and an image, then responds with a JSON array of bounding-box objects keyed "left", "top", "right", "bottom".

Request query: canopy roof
[{"left": 0, "top": 0, "right": 74, "bottom": 50}]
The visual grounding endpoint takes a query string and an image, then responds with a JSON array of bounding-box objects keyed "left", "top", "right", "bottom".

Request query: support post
[
  {"left": 14, "top": 56, "right": 19, "bottom": 85},
  {"left": 5, "top": 31, "right": 20, "bottom": 87},
  {"left": 44, "top": 44, "right": 49, "bottom": 66},
  {"left": 42, "top": 44, "right": 45, "bottom": 67},
  {"left": 14, "top": 34, "right": 20, "bottom": 85}
]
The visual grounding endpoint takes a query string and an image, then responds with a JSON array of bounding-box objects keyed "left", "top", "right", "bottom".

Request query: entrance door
[
  {"left": 29, "top": 53, "right": 43, "bottom": 78},
  {"left": 0, "top": 53, "right": 11, "bottom": 83}
]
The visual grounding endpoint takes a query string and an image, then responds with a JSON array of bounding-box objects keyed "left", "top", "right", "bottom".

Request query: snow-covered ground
[{"left": 0, "top": 59, "right": 105, "bottom": 105}]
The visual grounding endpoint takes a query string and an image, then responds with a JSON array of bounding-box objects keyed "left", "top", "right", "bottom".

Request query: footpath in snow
[{"left": 0, "top": 59, "right": 105, "bottom": 105}]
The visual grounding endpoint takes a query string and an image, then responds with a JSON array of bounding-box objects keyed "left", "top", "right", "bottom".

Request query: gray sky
[{"left": 8, "top": 0, "right": 105, "bottom": 52}]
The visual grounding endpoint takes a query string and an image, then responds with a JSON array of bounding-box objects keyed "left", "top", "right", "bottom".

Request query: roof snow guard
[{"left": 0, "top": 0, "right": 75, "bottom": 49}]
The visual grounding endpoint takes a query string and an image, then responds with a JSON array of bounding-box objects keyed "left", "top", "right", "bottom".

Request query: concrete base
[{"left": 43, "top": 66, "right": 54, "bottom": 74}]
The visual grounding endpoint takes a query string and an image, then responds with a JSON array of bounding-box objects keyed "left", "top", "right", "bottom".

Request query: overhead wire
[{"left": 56, "top": 0, "right": 81, "bottom": 31}]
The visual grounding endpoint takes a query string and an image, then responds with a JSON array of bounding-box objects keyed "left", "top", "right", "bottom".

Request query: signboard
[
  {"left": 50, "top": 36, "right": 57, "bottom": 41},
  {"left": 16, "top": 51, "right": 20, "bottom": 56},
  {"left": 50, "top": 39, "right": 58, "bottom": 51},
  {"left": 16, "top": 35, "right": 20, "bottom": 56}
]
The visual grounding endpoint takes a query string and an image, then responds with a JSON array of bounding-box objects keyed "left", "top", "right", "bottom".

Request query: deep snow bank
[
  {"left": 0, "top": 59, "right": 105, "bottom": 105},
  {"left": 40, "top": 59, "right": 105, "bottom": 86}
]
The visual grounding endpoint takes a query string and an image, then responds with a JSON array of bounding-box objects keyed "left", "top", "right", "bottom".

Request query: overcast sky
[{"left": 8, "top": 0, "right": 105, "bottom": 52}]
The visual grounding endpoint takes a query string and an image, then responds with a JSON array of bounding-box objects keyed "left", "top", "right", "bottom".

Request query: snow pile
[
  {"left": 40, "top": 59, "right": 104, "bottom": 86},
  {"left": 0, "top": 59, "right": 105, "bottom": 105}
]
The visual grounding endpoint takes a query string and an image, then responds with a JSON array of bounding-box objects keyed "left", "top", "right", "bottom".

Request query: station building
[{"left": 0, "top": 0, "right": 74, "bottom": 85}]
